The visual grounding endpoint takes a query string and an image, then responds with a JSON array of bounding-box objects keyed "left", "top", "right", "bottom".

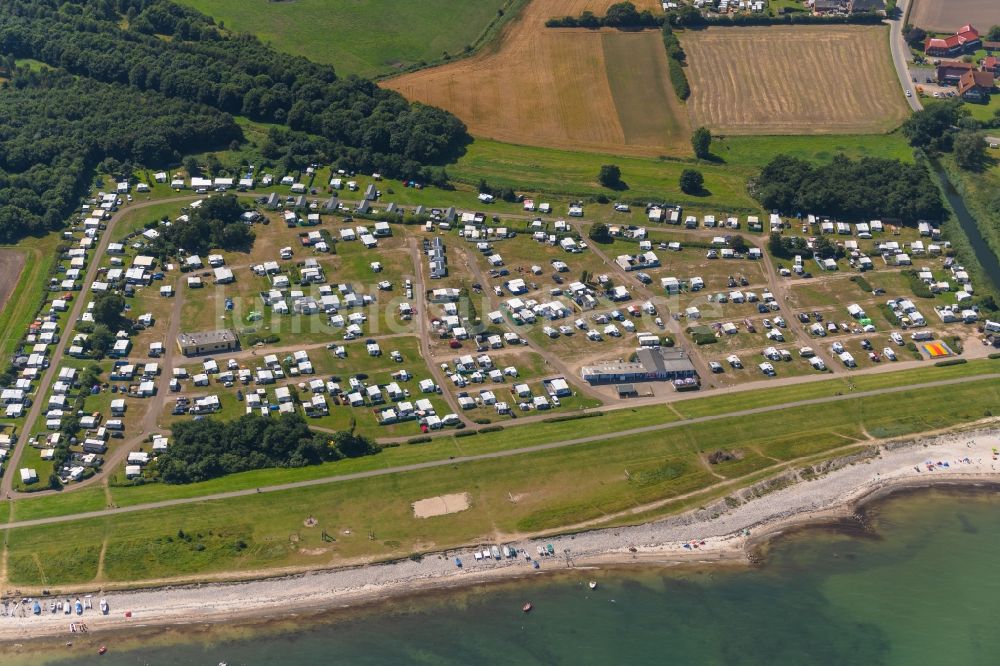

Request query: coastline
[{"left": 2, "top": 425, "right": 998, "bottom": 647}]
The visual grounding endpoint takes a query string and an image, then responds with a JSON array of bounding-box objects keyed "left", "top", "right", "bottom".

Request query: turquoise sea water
[{"left": 30, "top": 488, "right": 1000, "bottom": 665}]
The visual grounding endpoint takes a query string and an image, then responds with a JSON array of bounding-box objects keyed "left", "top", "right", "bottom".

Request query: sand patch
[{"left": 412, "top": 493, "right": 471, "bottom": 519}]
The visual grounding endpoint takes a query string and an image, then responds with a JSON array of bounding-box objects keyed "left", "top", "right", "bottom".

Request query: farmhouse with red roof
[{"left": 925, "top": 25, "right": 981, "bottom": 58}]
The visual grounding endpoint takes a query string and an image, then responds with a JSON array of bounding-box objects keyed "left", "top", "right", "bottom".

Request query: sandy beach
[{"left": 2, "top": 425, "right": 998, "bottom": 643}]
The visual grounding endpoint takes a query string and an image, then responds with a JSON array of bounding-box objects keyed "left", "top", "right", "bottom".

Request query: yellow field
[
  {"left": 384, "top": 0, "right": 690, "bottom": 157},
  {"left": 682, "top": 25, "right": 910, "bottom": 135}
]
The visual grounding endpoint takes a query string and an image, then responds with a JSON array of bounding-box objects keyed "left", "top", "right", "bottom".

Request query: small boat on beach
[
  {"left": 32, "top": 601, "right": 41, "bottom": 615},
  {"left": 454, "top": 557, "right": 462, "bottom": 568},
  {"left": 589, "top": 581, "right": 598, "bottom": 590},
  {"left": 64, "top": 600, "right": 72, "bottom": 615},
  {"left": 546, "top": 544, "right": 555, "bottom": 556},
  {"left": 522, "top": 602, "right": 533, "bottom": 613},
  {"left": 100, "top": 599, "right": 109, "bottom": 615},
  {"left": 75, "top": 599, "right": 84, "bottom": 615},
  {"left": 491, "top": 545, "right": 501, "bottom": 560},
  {"left": 536, "top": 545, "right": 545, "bottom": 557}
]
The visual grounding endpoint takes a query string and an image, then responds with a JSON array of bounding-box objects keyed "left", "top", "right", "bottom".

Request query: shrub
[
  {"left": 934, "top": 358, "right": 967, "bottom": 367},
  {"left": 679, "top": 169, "right": 704, "bottom": 194}
]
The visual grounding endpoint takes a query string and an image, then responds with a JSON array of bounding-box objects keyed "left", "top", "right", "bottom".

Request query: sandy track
[
  {"left": 384, "top": 0, "right": 688, "bottom": 157},
  {"left": 907, "top": 0, "right": 996, "bottom": 33},
  {"left": 683, "top": 25, "right": 910, "bottom": 135}
]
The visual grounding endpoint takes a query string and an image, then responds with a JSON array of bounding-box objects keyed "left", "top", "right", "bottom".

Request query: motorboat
[
  {"left": 589, "top": 581, "right": 598, "bottom": 590},
  {"left": 522, "top": 601, "right": 533, "bottom": 613}
]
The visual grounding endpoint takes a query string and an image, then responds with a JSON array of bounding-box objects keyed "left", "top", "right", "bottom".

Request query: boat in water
[
  {"left": 589, "top": 581, "right": 598, "bottom": 590},
  {"left": 100, "top": 599, "right": 109, "bottom": 615},
  {"left": 98, "top": 646, "right": 107, "bottom": 655},
  {"left": 522, "top": 602, "right": 533, "bottom": 613}
]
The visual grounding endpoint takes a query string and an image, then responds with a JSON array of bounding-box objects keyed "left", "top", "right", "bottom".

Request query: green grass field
[
  {"left": 5, "top": 369, "right": 998, "bottom": 586},
  {"left": 451, "top": 133, "right": 915, "bottom": 210},
  {"left": 177, "top": 0, "right": 512, "bottom": 78}
]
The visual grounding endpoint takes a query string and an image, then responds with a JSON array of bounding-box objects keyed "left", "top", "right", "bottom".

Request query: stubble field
[
  {"left": 682, "top": 25, "right": 910, "bottom": 135},
  {"left": 908, "top": 0, "right": 997, "bottom": 33},
  {"left": 384, "top": 0, "right": 690, "bottom": 157}
]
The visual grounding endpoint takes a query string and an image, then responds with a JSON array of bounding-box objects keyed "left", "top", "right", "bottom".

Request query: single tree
[
  {"left": 92, "top": 291, "right": 126, "bottom": 329},
  {"left": 598, "top": 164, "right": 622, "bottom": 188},
  {"left": 603, "top": 2, "right": 640, "bottom": 26},
  {"left": 589, "top": 222, "right": 612, "bottom": 244},
  {"left": 953, "top": 132, "right": 987, "bottom": 171},
  {"left": 183, "top": 155, "right": 200, "bottom": 177},
  {"left": 730, "top": 235, "right": 749, "bottom": 254},
  {"left": 691, "top": 126, "right": 712, "bottom": 159},
  {"left": 679, "top": 169, "right": 704, "bottom": 194}
]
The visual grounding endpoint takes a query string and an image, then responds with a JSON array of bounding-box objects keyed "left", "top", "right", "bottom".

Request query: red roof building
[
  {"left": 925, "top": 25, "right": 981, "bottom": 57},
  {"left": 983, "top": 56, "right": 1000, "bottom": 75},
  {"left": 958, "top": 70, "right": 995, "bottom": 101}
]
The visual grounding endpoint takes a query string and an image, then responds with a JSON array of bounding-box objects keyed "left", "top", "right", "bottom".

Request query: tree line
[
  {"left": 153, "top": 413, "right": 381, "bottom": 484},
  {"left": 0, "top": 0, "right": 467, "bottom": 168},
  {"left": 546, "top": 1, "right": 885, "bottom": 29},
  {"left": 753, "top": 154, "right": 945, "bottom": 224},
  {"left": 0, "top": 0, "right": 470, "bottom": 242}
]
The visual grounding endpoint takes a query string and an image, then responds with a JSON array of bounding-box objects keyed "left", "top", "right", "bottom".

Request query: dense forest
[
  {"left": 0, "top": 0, "right": 468, "bottom": 242},
  {"left": 0, "top": 69, "right": 239, "bottom": 243},
  {"left": 753, "top": 154, "right": 945, "bottom": 224},
  {"left": 154, "top": 413, "right": 381, "bottom": 484}
]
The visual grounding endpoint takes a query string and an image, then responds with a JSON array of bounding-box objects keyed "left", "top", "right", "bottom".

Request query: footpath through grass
[{"left": 5, "top": 371, "right": 999, "bottom": 586}]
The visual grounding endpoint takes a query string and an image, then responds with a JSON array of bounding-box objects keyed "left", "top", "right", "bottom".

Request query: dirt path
[
  {"left": 407, "top": 238, "right": 473, "bottom": 427},
  {"left": 0, "top": 195, "right": 201, "bottom": 498}
]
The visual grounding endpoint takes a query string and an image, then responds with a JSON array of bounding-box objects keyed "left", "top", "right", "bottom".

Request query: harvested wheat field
[
  {"left": 384, "top": 0, "right": 690, "bottom": 156},
  {"left": 682, "top": 25, "right": 910, "bottom": 135},
  {"left": 909, "top": 0, "right": 997, "bottom": 33}
]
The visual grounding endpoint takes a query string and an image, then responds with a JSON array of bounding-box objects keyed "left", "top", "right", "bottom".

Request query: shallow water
[{"left": 21, "top": 487, "right": 1000, "bottom": 665}]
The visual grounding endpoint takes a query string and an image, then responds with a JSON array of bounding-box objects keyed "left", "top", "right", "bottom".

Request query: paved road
[
  {"left": 3, "top": 372, "right": 996, "bottom": 530},
  {"left": 888, "top": 0, "right": 922, "bottom": 112}
]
